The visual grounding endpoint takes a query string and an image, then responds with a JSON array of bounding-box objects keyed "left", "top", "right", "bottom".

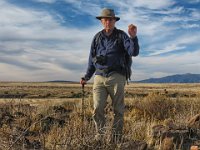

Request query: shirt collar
[{"left": 101, "top": 27, "right": 118, "bottom": 38}]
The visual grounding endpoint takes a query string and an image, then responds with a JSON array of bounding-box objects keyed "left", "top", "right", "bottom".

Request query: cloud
[
  {"left": 132, "top": 50, "right": 200, "bottom": 80},
  {"left": 0, "top": 0, "right": 199, "bottom": 81},
  {"left": 188, "top": 0, "right": 200, "bottom": 3},
  {"left": 148, "top": 32, "right": 200, "bottom": 56},
  {"left": 181, "top": 24, "right": 200, "bottom": 29},
  {"left": 113, "top": 0, "right": 200, "bottom": 57},
  {"left": 0, "top": 0, "right": 95, "bottom": 81},
  {"left": 132, "top": 0, "right": 175, "bottom": 9},
  {"left": 107, "top": 0, "right": 174, "bottom": 9},
  {"left": 33, "top": 0, "right": 56, "bottom": 3},
  {"left": 63, "top": 0, "right": 102, "bottom": 17},
  {"left": 190, "top": 9, "right": 200, "bottom": 20},
  {"left": 149, "top": 45, "right": 186, "bottom": 56}
]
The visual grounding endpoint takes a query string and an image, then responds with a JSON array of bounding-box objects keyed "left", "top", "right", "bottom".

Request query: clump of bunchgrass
[{"left": 125, "top": 92, "right": 175, "bottom": 121}]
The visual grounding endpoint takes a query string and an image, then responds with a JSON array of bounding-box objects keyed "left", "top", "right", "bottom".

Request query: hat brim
[{"left": 96, "top": 16, "right": 120, "bottom": 21}]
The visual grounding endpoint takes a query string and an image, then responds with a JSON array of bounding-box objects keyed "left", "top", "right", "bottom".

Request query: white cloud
[
  {"left": 146, "top": 32, "right": 200, "bottom": 56},
  {"left": 33, "top": 0, "right": 56, "bottom": 3},
  {"left": 188, "top": 0, "right": 200, "bottom": 3},
  {"left": 149, "top": 45, "right": 186, "bottom": 56},
  {"left": 0, "top": 0, "right": 199, "bottom": 81},
  {"left": 133, "top": 50, "right": 200, "bottom": 80},
  {"left": 0, "top": 0, "right": 97, "bottom": 81},
  {"left": 157, "top": 6, "right": 184, "bottom": 15},
  {"left": 107, "top": 0, "right": 174, "bottom": 9},
  {"left": 63, "top": 0, "right": 101, "bottom": 16},
  {"left": 190, "top": 9, "right": 200, "bottom": 20},
  {"left": 133, "top": 0, "right": 175, "bottom": 9},
  {"left": 0, "top": 6, "right": 85, "bottom": 42},
  {"left": 181, "top": 24, "right": 200, "bottom": 29}
]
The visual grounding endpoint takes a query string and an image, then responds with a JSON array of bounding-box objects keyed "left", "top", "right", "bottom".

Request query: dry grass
[{"left": 0, "top": 82, "right": 200, "bottom": 149}]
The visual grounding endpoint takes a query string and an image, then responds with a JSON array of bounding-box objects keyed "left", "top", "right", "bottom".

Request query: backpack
[{"left": 92, "top": 29, "right": 132, "bottom": 81}]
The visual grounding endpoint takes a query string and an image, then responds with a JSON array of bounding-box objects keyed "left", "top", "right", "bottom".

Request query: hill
[{"left": 137, "top": 73, "right": 200, "bottom": 83}]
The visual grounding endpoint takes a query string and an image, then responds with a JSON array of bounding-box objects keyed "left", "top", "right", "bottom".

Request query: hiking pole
[
  {"left": 81, "top": 83, "right": 85, "bottom": 145},
  {"left": 81, "top": 83, "right": 85, "bottom": 122}
]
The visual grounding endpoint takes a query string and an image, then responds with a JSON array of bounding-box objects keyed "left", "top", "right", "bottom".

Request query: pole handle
[{"left": 82, "top": 83, "right": 85, "bottom": 89}]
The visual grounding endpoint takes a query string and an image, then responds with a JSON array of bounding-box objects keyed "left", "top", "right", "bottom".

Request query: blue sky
[{"left": 0, "top": 0, "right": 200, "bottom": 82}]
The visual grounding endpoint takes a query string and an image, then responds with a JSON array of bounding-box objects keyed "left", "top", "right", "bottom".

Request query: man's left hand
[{"left": 128, "top": 24, "right": 137, "bottom": 38}]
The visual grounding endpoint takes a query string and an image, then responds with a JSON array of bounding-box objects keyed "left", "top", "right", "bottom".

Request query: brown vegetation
[{"left": 0, "top": 82, "right": 200, "bottom": 149}]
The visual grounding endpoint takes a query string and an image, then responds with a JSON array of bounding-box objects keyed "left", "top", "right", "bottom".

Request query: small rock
[{"left": 190, "top": 145, "right": 199, "bottom": 150}]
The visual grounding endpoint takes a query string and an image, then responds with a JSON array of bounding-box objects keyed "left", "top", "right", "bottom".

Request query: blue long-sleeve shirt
[{"left": 84, "top": 27, "right": 139, "bottom": 81}]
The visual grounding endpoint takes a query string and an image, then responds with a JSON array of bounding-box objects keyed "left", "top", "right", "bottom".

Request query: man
[{"left": 80, "top": 8, "right": 139, "bottom": 142}]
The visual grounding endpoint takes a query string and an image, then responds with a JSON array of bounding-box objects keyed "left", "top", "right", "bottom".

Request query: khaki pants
[{"left": 93, "top": 73, "right": 126, "bottom": 137}]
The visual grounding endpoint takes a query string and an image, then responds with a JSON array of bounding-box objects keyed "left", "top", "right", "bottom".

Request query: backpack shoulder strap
[
  {"left": 114, "top": 29, "right": 125, "bottom": 49},
  {"left": 115, "top": 29, "right": 132, "bottom": 81},
  {"left": 92, "top": 31, "right": 102, "bottom": 57},
  {"left": 115, "top": 29, "right": 124, "bottom": 38}
]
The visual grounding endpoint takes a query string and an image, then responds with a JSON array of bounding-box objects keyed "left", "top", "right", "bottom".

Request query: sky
[{"left": 0, "top": 0, "right": 200, "bottom": 82}]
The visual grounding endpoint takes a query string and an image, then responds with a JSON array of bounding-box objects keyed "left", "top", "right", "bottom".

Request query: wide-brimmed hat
[{"left": 96, "top": 8, "right": 120, "bottom": 21}]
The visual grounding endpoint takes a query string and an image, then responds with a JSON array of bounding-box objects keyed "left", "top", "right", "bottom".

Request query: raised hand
[{"left": 128, "top": 24, "right": 137, "bottom": 38}]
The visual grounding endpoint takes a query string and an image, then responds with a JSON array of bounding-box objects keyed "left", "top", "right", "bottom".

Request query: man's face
[{"left": 101, "top": 17, "right": 116, "bottom": 30}]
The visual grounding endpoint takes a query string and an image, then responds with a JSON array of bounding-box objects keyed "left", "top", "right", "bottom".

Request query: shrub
[{"left": 133, "top": 92, "right": 176, "bottom": 120}]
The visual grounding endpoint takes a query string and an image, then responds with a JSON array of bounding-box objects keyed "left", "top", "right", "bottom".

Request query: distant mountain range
[
  {"left": 48, "top": 80, "right": 79, "bottom": 83},
  {"left": 137, "top": 73, "right": 200, "bottom": 83}
]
